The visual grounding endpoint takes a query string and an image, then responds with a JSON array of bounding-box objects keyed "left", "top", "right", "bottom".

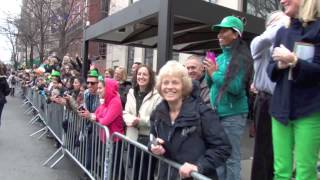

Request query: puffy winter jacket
[{"left": 149, "top": 95, "right": 231, "bottom": 180}]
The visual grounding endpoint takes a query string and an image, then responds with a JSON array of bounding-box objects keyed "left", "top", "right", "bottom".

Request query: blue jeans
[{"left": 217, "top": 114, "right": 247, "bottom": 180}]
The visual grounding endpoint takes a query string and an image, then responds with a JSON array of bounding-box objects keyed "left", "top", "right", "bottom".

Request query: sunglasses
[{"left": 87, "top": 81, "right": 98, "bottom": 85}]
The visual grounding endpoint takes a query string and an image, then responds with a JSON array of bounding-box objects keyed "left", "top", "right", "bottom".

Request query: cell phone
[
  {"left": 150, "top": 134, "right": 158, "bottom": 146},
  {"left": 206, "top": 51, "right": 216, "bottom": 64},
  {"left": 78, "top": 105, "right": 85, "bottom": 111},
  {"left": 63, "top": 92, "right": 71, "bottom": 97}
]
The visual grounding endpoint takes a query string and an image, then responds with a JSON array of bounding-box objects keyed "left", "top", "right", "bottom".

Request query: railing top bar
[{"left": 111, "top": 132, "right": 212, "bottom": 180}]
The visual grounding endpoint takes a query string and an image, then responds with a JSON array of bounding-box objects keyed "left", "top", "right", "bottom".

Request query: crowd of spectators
[{"left": 7, "top": 1, "right": 320, "bottom": 179}]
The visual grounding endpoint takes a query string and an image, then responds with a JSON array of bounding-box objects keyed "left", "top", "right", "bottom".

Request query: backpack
[{"left": 11, "top": 76, "right": 16, "bottom": 85}]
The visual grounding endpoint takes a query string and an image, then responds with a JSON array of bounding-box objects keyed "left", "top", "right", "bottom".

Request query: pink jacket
[{"left": 95, "top": 78, "right": 124, "bottom": 142}]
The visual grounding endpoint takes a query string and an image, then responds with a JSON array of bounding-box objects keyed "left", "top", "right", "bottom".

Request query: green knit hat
[
  {"left": 51, "top": 70, "right": 61, "bottom": 77},
  {"left": 88, "top": 69, "right": 99, "bottom": 78},
  {"left": 212, "top": 16, "right": 244, "bottom": 36},
  {"left": 98, "top": 75, "right": 104, "bottom": 81}
]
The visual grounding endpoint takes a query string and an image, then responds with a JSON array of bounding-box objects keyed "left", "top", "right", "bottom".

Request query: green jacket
[{"left": 206, "top": 47, "right": 248, "bottom": 117}]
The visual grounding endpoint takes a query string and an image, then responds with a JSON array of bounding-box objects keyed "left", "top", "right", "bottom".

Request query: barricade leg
[
  {"left": 37, "top": 127, "right": 49, "bottom": 140},
  {"left": 30, "top": 126, "right": 47, "bottom": 137},
  {"left": 43, "top": 147, "right": 64, "bottom": 167},
  {"left": 21, "top": 101, "right": 30, "bottom": 108},
  {"left": 24, "top": 106, "right": 34, "bottom": 114},
  {"left": 28, "top": 114, "right": 40, "bottom": 125},
  {"left": 21, "top": 99, "right": 29, "bottom": 106},
  {"left": 50, "top": 149, "right": 65, "bottom": 168}
]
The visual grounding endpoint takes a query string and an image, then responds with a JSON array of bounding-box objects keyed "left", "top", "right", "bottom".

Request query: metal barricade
[
  {"left": 109, "top": 133, "right": 212, "bottom": 180},
  {"left": 45, "top": 103, "right": 64, "bottom": 143},
  {"left": 44, "top": 107, "right": 111, "bottom": 180},
  {"left": 20, "top": 88, "right": 211, "bottom": 180},
  {"left": 29, "top": 91, "right": 48, "bottom": 138}
]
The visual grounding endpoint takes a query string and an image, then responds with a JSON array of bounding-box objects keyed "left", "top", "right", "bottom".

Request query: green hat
[
  {"left": 212, "top": 16, "right": 244, "bottom": 36},
  {"left": 88, "top": 69, "right": 99, "bottom": 78},
  {"left": 98, "top": 75, "right": 104, "bottom": 81},
  {"left": 51, "top": 70, "right": 61, "bottom": 77}
]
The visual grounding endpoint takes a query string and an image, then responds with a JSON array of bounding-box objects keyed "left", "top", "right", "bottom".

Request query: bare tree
[
  {"left": 247, "top": 0, "right": 280, "bottom": 19},
  {"left": 22, "top": 0, "right": 53, "bottom": 63},
  {"left": 49, "top": 0, "right": 83, "bottom": 59},
  {"left": 0, "top": 15, "right": 19, "bottom": 68},
  {"left": 16, "top": 8, "right": 38, "bottom": 68}
]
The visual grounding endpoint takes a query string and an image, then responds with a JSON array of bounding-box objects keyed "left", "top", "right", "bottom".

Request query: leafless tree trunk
[
  {"left": 50, "top": 0, "right": 83, "bottom": 59},
  {"left": 0, "top": 16, "right": 19, "bottom": 68},
  {"left": 247, "top": 0, "right": 280, "bottom": 18}
]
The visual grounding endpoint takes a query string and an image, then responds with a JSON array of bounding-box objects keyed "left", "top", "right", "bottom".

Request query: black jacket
[
  {"left": 119, "top": 80, "right": 132, "bottom": 108},
  {"left": 0, "top": 76, "right": 10, "bottom": 104},
  {"left": 267, "top": 18, "right": 320, "bottom": 124},
  {"left": 149, "top": 96, "right": 231, "bottom": 180}
]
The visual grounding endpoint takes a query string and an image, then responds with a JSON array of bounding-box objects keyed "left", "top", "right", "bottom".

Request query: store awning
[{"left": 85, "top": 0, "right": 264, "bottom": 54}]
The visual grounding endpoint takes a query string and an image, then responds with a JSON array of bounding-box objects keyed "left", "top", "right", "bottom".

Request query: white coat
[{"left": 123, "top": 88, "right": 162, "bottom": 141}]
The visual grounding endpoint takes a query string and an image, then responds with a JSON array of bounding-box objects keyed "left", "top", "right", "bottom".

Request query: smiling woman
[
  {"left": 149, "top": 60, "right": 231, "bottom": 180},
  {"left": 122, "top": 64, "right": 161, "bottom": 180}
]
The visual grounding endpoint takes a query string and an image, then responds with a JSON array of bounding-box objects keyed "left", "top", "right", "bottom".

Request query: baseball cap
[{"left": 212, "top": 16, "right": 244, "bottom": 36}]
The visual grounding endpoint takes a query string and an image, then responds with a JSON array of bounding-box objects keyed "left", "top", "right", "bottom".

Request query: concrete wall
[
  {"left": 217, "top": 0, "right": 242, "bottom": 11},
  {"left": 106, "top": 44, "right": 128, "bottom": 69}
]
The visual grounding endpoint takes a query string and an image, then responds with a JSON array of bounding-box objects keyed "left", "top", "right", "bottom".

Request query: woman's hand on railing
[
  {"left": 150, "top": 138, "right": 166, "bottom": 156},
  {"left": 179, "top": 162, "right": 198, "bottom": 179}
]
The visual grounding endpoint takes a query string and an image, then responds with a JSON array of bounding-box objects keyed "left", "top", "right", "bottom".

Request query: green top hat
[
  {"left": 212, "top": 16, "right": 244, "bottom": 36},
  {"left": 51, "top": 70, "right": 61, "bottom": 77},
  {"left": 88, "top": 69, "right": 99, "bottom": 78}
]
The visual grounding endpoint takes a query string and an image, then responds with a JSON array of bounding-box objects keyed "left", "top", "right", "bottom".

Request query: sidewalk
[{"left": 0, "top": 96, "right": 82, "bottom": 180}]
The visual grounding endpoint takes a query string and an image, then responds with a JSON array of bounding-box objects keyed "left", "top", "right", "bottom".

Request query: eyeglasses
[{"left": 87, "top": 81, "right": 98, "bottom": 85}]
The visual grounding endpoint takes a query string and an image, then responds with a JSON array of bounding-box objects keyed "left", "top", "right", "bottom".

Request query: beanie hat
[
  {"left": 51, "top": 70, "right": 61, "bottom": 77},
  {"left": 88, "top": 69, "right": 99, "bottom": 78}
]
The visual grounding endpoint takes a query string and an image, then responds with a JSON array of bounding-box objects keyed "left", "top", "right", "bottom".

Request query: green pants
[{"left": 272, "top": 113, "right": 320, "bottom": 180}]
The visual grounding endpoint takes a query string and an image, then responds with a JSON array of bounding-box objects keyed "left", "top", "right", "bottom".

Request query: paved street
[
  {"left": 0, "top": 96, "right": 82, "bottom": 180},
  {"left": 0, "top": 95, "right": 255, "bottom": 180}
]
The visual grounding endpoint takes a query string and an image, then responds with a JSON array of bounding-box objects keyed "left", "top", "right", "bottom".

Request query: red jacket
[{"left": 95, "top": 78, "right": 124, "bottom": 142}]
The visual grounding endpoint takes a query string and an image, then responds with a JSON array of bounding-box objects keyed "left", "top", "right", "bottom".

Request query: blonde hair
[
  {"left": 299, "top": 0, "right": 320, "bottom": 24},
  {"left": 115, "top": 66, "right": 128, "bottom": 82},
  {"left": 156, "top": 60, "right": 192, "bottom": 98}
]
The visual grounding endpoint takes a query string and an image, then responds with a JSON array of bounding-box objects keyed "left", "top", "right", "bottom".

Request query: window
[
  {"left": 99, "top": 43, "right": 106, "bottom": 59},
  {"left": 172, "top": 52, "right": 179, "bottom": 61},
  {"left": 101, "top": 0, "right": 110, "bottom": 17},
  {"left": 244, "top": 0, "right": 281, "bottom": 18},
  {"left": 144, "top": 48, "right": 154, "bottom": 68},
  {"left": 127, "top": 47, "right": 135, "bottom": 76}
]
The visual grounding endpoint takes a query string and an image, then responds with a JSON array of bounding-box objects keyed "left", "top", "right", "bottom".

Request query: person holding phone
[
  {"left": 185, "top": 55, "right": 211, "bottom": 107},
  {"left": 203, "top": 16, "right": 253, "bottom": 180},
  {"left": 77, "top": 69, "right": 101, "bottom": 178},
  {"left": 149, "top": 61, "right": 231, "bottom": 180},
  {"left": 267, "top": 0, "right": 320, "bottom": 179}
]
